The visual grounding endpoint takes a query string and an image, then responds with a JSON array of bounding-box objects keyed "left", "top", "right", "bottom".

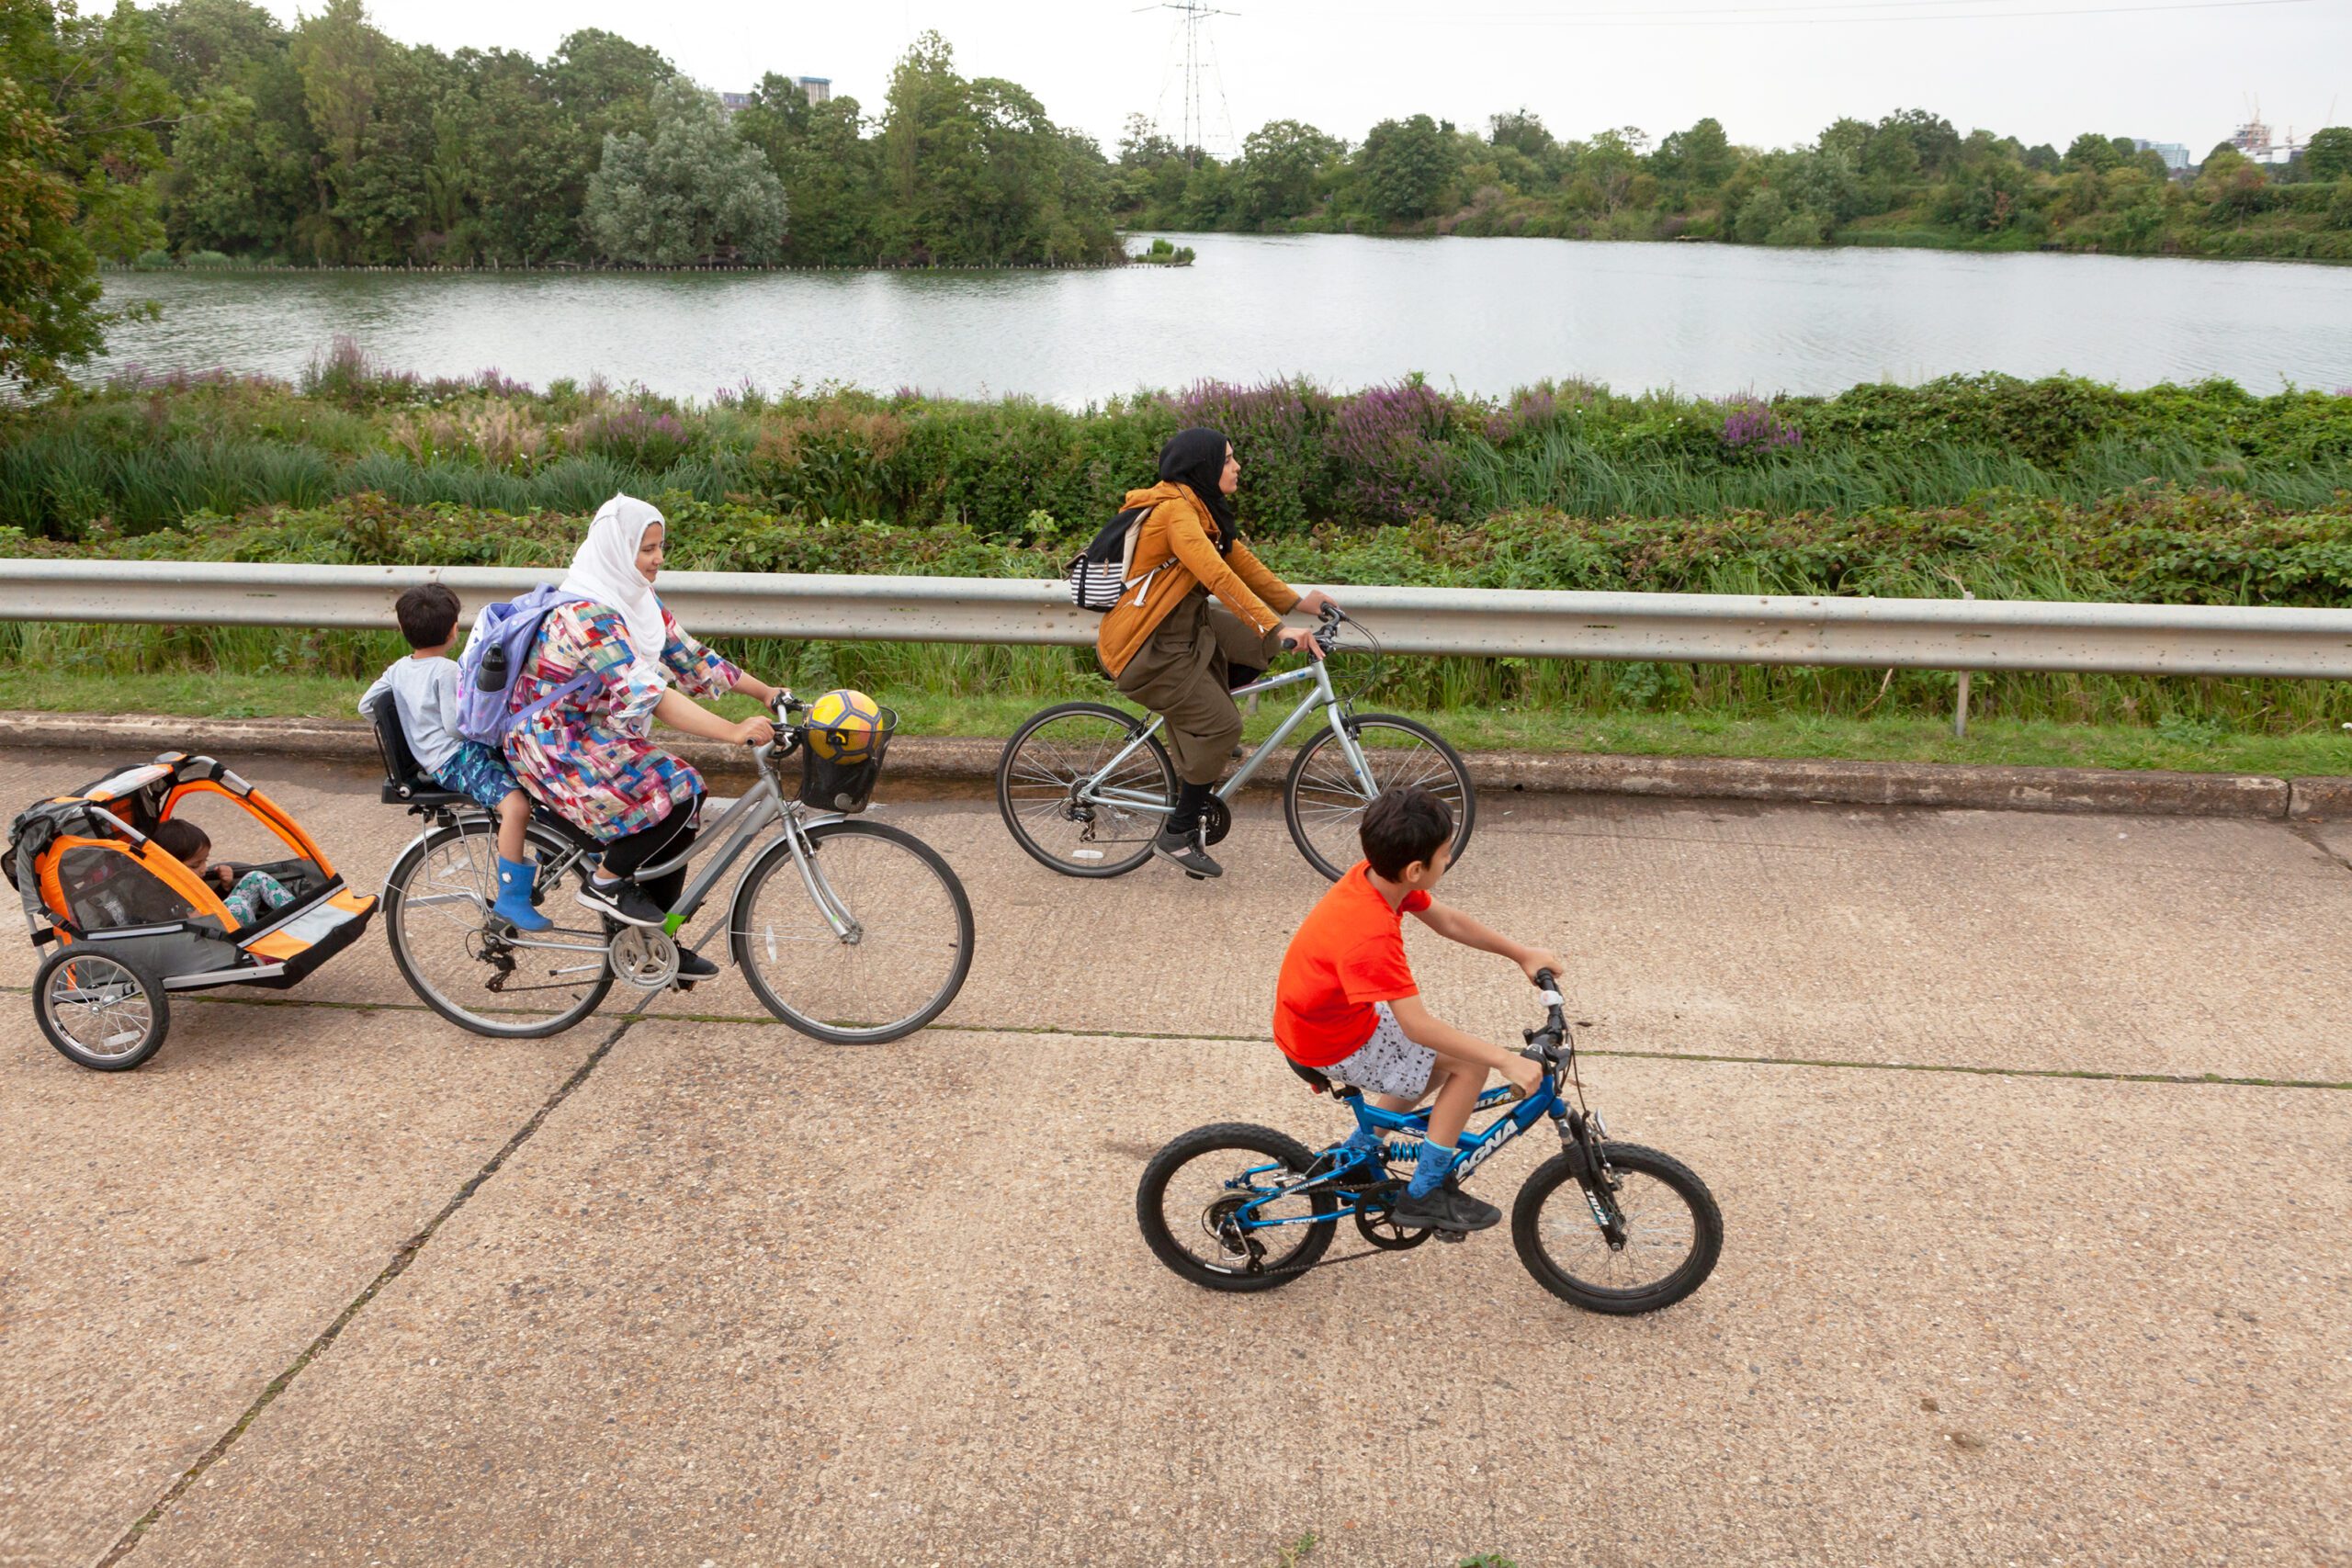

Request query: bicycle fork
[{"left": 780, "top": 818, "right": 861, "bottom": 943}]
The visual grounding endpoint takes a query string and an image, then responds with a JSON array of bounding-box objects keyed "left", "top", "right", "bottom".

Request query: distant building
[
  {"left": 2132, "top": 139, "right": 2192, "bottom": 172},
  {"left": 716, "top": 78, "right": 831, "bottom": 115}
]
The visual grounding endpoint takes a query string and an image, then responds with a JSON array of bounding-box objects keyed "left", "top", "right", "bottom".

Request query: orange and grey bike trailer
[{"left": 3, "top": 752, "right": 378, "bottom": 1070}]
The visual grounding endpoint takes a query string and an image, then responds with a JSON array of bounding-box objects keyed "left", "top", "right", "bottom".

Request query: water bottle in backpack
[{"left": 452, "top": 584, "right": 596, "bottom": 745}]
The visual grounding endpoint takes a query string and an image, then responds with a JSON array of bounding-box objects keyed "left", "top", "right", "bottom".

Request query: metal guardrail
[{"left": 8, "top": 558, "right": 2352, "bottom": 680}]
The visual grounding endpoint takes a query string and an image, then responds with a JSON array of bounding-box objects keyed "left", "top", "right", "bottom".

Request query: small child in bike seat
[
  {"left": 151, "top": 818, "right": 296, "bottom": 928},
  {"left": 1272, "top": 785, "right": 1566, "bottom": 1235},
  {"left": 361, "top": 582, "right": 548, "bottom": 931}
]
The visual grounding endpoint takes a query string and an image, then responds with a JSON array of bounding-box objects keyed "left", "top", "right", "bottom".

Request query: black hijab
[{"left": 1158, "top": 427, "right": 1239, "bottom": 555}]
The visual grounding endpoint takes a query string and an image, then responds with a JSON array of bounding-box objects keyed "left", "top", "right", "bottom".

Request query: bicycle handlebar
[{"left": 1521, "top": 967, "right": 1572, "bottom": 1066}]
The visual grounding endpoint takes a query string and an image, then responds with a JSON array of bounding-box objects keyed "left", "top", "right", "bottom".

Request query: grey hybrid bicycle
[
  {"left": 996, "top": 607, "right": 1475, "bottom": 881},
  {"left": 379, "top": 694, "right": 974, "bottom": 1043}
]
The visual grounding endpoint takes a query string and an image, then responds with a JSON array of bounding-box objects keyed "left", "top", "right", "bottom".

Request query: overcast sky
[{"left": 253, "top": 0, "right": 2350, "bottom": 158}]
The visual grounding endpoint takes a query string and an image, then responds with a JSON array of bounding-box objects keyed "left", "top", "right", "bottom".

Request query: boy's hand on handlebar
[
  {"left": 1280, "top": 628, "right": 1326, "bottom": 661},
  {"left": 1517, "top": 948, "right": 1571, "bottom": 987},
  {"left": 1502, "top": 1055, "right": 1544, "bottom": 1098}
]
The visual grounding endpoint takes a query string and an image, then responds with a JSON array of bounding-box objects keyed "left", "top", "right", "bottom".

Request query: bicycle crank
[{"left": 608, "top": 926, "right": 680, "bottom": 990}]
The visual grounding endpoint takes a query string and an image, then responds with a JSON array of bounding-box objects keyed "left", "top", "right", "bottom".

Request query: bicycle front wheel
[
  {"left": 997, "top": 701, "right": 1174, "bottom": 878},
  {"left": 1511, "top": 1142, "right": 1722, "bottom": 1314},
  {"left": 729, "top": 819, "right": 975, "bottom": 1044},
  {"left": 1283, "top": 713, "right": 1476, "bottom": 881},
  {"left": 384, "top": 818, "right": 614, "bottom": 1038}
]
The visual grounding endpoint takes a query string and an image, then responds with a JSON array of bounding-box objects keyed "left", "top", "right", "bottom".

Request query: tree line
[
  {"left": 1117, "top": 109, "right": 2352, "bottom": 259},
  {"left": 6, "top": 0, "right": 2352, "bottom": 390}
]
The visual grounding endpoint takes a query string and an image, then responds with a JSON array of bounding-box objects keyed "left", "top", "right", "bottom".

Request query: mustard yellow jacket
[{"left": 1094, "top": 482, "right": 1300, "bottom": 679}]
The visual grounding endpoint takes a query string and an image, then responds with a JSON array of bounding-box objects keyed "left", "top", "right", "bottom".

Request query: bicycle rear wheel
[
  {"left": 1283, "top": 713, "right": 1476, "bottom": 881},
  {"left": 1511, "top": 1142, "right": 1722, "bottom": 1314},
  {"left": 997, "top": 702, "right": 1173, "bottom": 878},
  {"left": 729, "top": 819, "right": 975, "bottom": 1044},
  {"left": 384, "top": 818, "right": 614, "bottom": 1038},
  {"left": 1136, "top": 1123, "right": 1339, "bottom": 1292}
]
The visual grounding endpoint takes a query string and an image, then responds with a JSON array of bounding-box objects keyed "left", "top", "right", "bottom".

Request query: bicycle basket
[{"left": 793, "top": 706, "right": 898, "bottom": 815}]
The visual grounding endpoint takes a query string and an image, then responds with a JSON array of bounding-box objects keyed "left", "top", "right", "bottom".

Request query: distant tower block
[{"left": 797, "top": 76, "right": 831, "bottom": 106}]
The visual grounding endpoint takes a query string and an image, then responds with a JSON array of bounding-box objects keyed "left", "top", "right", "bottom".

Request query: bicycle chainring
[
  {"left": 1201, "top": 795, "right": 1232, "bottom": 847},
  {"left": 1353, "top": 1188, "right": 1432, "bottom": 1251},
  {"left": 608, "top": 926, "right": 679, "bottom": 990}
]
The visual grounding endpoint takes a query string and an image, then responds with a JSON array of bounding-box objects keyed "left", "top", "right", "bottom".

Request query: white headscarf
[{"left": 560, "top": 494, "right": 672, "bottom": 688}]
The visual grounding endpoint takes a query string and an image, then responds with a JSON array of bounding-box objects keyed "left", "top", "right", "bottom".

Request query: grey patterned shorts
[{"left": 1320, "top": 1002, "right": 1435, "bottom": 1100}]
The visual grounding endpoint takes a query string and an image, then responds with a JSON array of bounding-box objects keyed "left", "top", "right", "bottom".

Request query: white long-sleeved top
[{"left": 360, "top": 654, "right": 465, "bottom": 775}]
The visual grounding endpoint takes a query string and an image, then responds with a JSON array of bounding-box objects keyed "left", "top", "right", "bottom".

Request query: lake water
[{"left": 94, "top": 233, "right": 2352, "bottom": 404}]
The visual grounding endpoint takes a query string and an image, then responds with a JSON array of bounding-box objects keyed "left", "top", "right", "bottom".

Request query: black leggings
[{"left": 598, "top": 796, "right": 702, "bottom": 911}]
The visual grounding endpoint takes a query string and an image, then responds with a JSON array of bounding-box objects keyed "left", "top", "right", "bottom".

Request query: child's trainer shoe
[{"left": 1394, "top": 1179, "right": 1501, "bottom": 1234}]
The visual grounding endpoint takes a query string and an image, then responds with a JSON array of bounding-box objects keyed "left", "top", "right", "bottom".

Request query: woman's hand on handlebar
[
  {"left": 1279, "top": 627, "right": 1326, "bottom": 661},
  {"left": 1294, "top": 588, "right": 1340, "bottom": 618}
]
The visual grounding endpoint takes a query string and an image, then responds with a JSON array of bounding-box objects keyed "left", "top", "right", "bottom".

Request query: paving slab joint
[{"left": 93, "top": 1015, "right": 641, "bottom": 1565}]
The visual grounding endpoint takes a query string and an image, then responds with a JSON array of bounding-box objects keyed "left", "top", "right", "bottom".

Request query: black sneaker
[
  {"left": 1393, "top": 1179, "right": 1502, "bottom": 1234},
  {"left": 577, "top": 875, "right": 667, "bottom": 928},
  {"left": 1151, "top": 826, "right": 1224, "bottom": 879},
  {"left": 674, "top": 944, "right": 719, "bottom": 982}
]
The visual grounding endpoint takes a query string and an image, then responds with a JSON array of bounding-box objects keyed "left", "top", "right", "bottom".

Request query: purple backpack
[{"left": 452, "top": 585, "right": 597, "bottom": 745}]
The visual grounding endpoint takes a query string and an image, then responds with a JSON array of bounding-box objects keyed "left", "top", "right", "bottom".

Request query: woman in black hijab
[{"left": 1094, "top": 427, "right": 1338, "bottom": 878}]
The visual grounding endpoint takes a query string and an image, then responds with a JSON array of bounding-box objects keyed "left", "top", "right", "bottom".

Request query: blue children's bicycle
[{"left": 1136, "top": 973, "right": 1722, "bottom": 1314}]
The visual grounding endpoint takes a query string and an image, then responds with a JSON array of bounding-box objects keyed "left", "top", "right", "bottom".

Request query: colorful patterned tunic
[{"left": 502, "top": 601, "right": 743, "bottom": 842}]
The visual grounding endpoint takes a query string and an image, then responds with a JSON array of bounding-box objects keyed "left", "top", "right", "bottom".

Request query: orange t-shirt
[{"left": 1273, "top": 861, "right": 1432, "bottom": 1067}]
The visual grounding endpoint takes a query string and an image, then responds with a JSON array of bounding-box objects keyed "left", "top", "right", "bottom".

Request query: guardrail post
[{"left": 1948, "top": 580, "right": 1975, "bottom": 739}]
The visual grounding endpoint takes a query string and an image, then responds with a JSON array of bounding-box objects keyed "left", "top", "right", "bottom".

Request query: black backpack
[{"left": 1065, "top": 504, "right": 1161, "bottom": 614}]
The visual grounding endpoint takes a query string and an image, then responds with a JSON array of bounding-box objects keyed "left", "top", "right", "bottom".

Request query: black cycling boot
[
  {"left": 1153, "top": 781, "right": 1223, "bottom": 879},
  {"left": 1393, "top": 1179, "right": 1502, "bottom": 1234}
]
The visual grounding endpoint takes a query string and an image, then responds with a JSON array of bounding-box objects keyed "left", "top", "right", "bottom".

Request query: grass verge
[{"left": 8, "top": 668, "right": 2345, "bottom": 778}]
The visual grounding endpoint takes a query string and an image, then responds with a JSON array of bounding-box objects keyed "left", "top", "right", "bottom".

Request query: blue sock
[{"left": 1406, "top": 1136, "right": 1456, "bottom": 1200}]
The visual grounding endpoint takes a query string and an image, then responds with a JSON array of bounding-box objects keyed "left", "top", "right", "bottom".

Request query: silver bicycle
[
  {"left": 996, "top": 608, "right": 1475, "bottom": 881},
  {"left": 379, "top": 695, "right": 974, "bottom": 1043}
]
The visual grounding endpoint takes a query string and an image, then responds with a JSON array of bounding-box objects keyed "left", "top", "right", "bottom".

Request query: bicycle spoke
[
  {"left": 389, "top": 826, "right": 610, "bottom": 1037},
  {"left": 999, "top": 707, "right": 1173, "bottom": 875},
  {"left": 737, "top": 825, "right": 970, "bottom": 1042}
]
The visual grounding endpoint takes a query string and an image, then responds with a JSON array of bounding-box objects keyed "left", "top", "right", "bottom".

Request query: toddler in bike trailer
[
  {"left": 361, "top": 583, "right": 548, "bottom": 931},
  {"left": 150, "top": 818, "right": 297, "bottom": 926},
  {"left": 1272, "top": 785, "right": 1566, "bottom": 1235}
]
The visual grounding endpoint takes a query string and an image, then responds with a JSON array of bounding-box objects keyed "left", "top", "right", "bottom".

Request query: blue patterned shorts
[{"left": 432, "top": 740, "right": 521, "bottom": 812}]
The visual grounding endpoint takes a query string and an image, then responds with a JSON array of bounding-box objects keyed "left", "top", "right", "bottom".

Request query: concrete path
[{"left": 2, "top": 746, "right": 2346, "bottom": 1567}]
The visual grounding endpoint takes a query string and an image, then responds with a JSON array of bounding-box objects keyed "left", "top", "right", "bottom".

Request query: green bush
[{"left": 5, "top": 367, "right": 2347, "bottom": 541}]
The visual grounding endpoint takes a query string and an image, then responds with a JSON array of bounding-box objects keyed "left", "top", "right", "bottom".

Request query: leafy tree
[
  {"left": 148, "top": 0, "right": 283, "bottom": 103},
  {"left": 585, "top": 77, "right": 787, "bottom": 265},
  {"left": 2303, "top": 126, "right": 2352, "bottom": 183},
  {"left": 1487, "top": 107, "right": 1553, "bottom": 162},
  {"left": 1356, "top": 113, "right": 1456, "bottom": 223},
  {"left": 2063, "top": 132, "right": 2123, "bottom": 174},
  {"left": 1238, "top": 118, "right": 1336, "bottom": 225},
  {"left": 731, "top": 77, "right": 876, "bottom": 264},
  {"left": 1653, "top": 117, "right": 1734, "bottom": 189},
  {"left": 1, "top": 1, "right": 177, "bottom": 384}
]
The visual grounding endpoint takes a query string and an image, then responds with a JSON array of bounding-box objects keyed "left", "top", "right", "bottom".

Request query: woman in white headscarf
[{"left": 503, "top": 494, "right": 786, "bottom": 954}]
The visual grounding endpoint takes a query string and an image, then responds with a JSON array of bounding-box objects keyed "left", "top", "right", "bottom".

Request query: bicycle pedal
[
  {"left": 1184, "top": 871, "right": 1207, "bottom": 882},
  {"left": 1434, "top": 1229, "right": 1469, "bottom": 1244}
]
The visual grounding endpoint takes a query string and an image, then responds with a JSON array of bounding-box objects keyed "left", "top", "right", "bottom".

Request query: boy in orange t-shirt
[{"left": 1272, "top": 786, "right": 1566, "bottom": 1234}]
